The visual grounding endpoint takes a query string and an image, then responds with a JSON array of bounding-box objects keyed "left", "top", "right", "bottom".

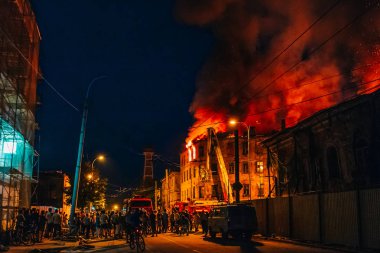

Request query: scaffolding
[{"left": 0, "top": 0, "right": 40, "bottom": 231}]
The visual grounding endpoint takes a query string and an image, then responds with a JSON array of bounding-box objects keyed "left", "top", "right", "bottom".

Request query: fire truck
[
  {"left": 173, "top": 200, "right": 227, "bottom": 213},
  {"left": 124, "top": 195, "right": 153, "bottom": 213}
]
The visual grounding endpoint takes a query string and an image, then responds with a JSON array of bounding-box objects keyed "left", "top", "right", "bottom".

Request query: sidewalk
[{"left": 5, "top": 238, "right": 126, "bottom": 253}]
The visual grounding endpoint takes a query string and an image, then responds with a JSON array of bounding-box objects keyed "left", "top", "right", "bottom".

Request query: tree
[{"left": 66, "top": 161, "right": 108, "bottom": 210}]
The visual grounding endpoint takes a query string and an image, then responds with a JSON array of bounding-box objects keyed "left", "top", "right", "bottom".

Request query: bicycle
[
  {"left": 9, "top": 226, "right": 36, "bottom": 246},
  {"left": 129, "top": 226, "right": 145, "bottom": 253},
  {"left": 179, "top": 223, "right": 189, "bottom": 236}
]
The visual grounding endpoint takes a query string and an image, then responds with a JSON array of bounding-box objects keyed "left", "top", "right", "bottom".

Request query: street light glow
[
  {"left": 229, "top": 119, "right": 238, "bottom": 126},
  {"left": 87, "top": 174, "right": 93, "bottom": 180},
  {"left": 113, "top": 204, "right": 119, "bottom": 210},
  {"left": 98, "top": 155, "right": 105, "bottom": 161}
]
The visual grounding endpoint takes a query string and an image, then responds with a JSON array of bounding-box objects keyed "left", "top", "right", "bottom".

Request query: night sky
[{"left": 30, "top": 1, "right": 213, "bottom": 187}]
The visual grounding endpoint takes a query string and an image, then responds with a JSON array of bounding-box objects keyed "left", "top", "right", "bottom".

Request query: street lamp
[
  {"left": 91, "top": 155, "right": 105, "bottom": 178},
  {"left": 229, "top": 119, "right": 252, "bottom": 201},
  {"left": 70, "top": 76, "right": 107, "bottom": 224},
  {"left": 88, "top": 155, "right": 105, "bottom": 211}
]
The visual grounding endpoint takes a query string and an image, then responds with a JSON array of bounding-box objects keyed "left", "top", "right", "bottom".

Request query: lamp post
[
  {"left": 229, "top": 120, "right": 252, "bottom": 201},
  {"left": 91, "top": 155, "right": 105, "bottom": 178},
  {"left": 70, "top": 76, "right": 106, "bottom": 224},
  {"left": 88, "top": 155, "right": 105, "bottom": 211}
]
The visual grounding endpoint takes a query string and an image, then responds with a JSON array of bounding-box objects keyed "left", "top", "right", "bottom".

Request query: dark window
[
  {"left": 327, "top": 146, "right": 340, "bottom": 179},
  {"left": 242, "top": 141, "right": 248, "bottom": 156},
  {"left": 199, "top": 146, "right": 205, "bottom": 158},
  {"left": 211, "top": 163, "right": 218, "bottom": 175},
  {"left": 228, "top": 162, "right": 235, "bottom": 174},
  {"left": 243, "top": 162, "right": 249, "bottom": 174},
  {"left": 243, "top": 184, "right": 249, "bottom": 196},
  {"left": 199, "top": 186, "right": 204, "bottom": 198},
  {"left": 193, "top": 167, "right": 197, "bottom": 178},
  {"left": 212, "top": 185, "right": 218, "bottom": 198},
  {"left": 258, "top": 183, "right": 264, "bottom": 197},
  {"left": 193, "top": 186, "right": 196, "bottom": 199},
  {"left": 227, "top": 142, "right": 234, "bottom": 156}
]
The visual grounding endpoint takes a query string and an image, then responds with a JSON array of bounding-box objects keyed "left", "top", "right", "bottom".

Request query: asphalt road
[{"left": 98, "top": 233, "right": 343, "bottom": 253}]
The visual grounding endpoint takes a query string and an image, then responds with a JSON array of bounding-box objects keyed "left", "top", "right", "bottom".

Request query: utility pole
[
  {"left": 166, "top": 169, "right": 169, "bottom": 210},
  {"left": 154, "top": 180, "right": 158, "bottom": 210},
  {"left": 233, "top": 129, "right": 242, "bottom": 203},
  {"left": 69, "top": 76, "right": 106, "bottom": 225}
]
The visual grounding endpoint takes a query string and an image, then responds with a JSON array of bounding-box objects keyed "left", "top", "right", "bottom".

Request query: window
[
  {"left": 228, "top": 162, "right": 235, "bottom": 174},
  {"left": 227, "top": 142, "right": 234, "bottom": 156},
  {"left": 193, "top": 186, "right": 196, "bottom": 199},
  {"left": 256, "top": 161, "right": 264, "bottom": 173},
  {"left": 211, "top": 163, "right": 218, "bottom": 175},
  {"left": 199, "top": 186, "right": 204, "bottom": 198},
  {"left": 242, "top": 141, "right": 248, "bottom": 156},
  {"left": 326, "top": 146, "right": 340, "bottom": 179},
  {"left": 212, "top": 185, "right": 218, "bottom": 198},
  {"left": 194, "top": 167, "right": 197, "bottom": 178},
  {"left": 258, "top": 183, "right": 264, "bottom": 197},
  {"left": 199, "top": 145, "right": 205, "bottom": 158},
  {"left": 243, "top": 184, "right": 249, "bottom": 197},
  {"left": 243, "top": 162, "right": 249, "bottom": 174}
]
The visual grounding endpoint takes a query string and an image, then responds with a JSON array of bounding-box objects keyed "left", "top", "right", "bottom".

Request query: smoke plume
[{"left": 175, "top": 0, "right": 380, "bottom": 141}]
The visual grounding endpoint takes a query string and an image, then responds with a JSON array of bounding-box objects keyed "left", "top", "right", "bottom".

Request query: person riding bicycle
[
  {"left": 126, "top": 209, "right": 141, "bottom": 242},
  {"left": 179, "top": 212, "right": 190, "bottom": 235}
]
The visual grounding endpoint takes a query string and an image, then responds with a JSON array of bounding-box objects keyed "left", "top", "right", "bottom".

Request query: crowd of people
[{"left": 7, "top": 207, "right": 211, "bottom": 245}]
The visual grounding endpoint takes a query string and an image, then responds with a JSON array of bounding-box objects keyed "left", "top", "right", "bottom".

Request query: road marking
[{"left": 161, "top": 235, "right": 190, "bottom": 249}]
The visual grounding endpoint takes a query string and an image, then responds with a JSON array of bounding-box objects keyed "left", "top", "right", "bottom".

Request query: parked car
[{"left": 208, "top": 204, "right": 258, "bottom": 240}]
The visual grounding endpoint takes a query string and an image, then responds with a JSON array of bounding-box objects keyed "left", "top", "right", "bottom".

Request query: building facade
[
  {"left": 0, "top": 0, "right": 40, "bottom": 230},
  {"left": 161, "top": 170, "right": 180, "bottom": 210},
  {"left": 180, "top": 130, "right": 274, "bottom": 203},
  {"left": 263, "top": 90, "right": 380, "bottom": 195},
  {"left": 31, "top": 171, "right": 71, "bottom": 215}
]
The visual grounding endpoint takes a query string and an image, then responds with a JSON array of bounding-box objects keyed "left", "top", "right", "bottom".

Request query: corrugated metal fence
[{"left": 253, "top": 189, "right": 380, "bottom": 250}]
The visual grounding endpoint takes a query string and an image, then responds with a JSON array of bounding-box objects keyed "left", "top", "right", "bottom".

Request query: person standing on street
[
  {"left": 38, "top": 211, "right": 47, "bottom": 242},
  {"left": 45, "top": 208, "right": 53, "bottom": 238},
  {"left": 162, "top": 209, "right": 168, "bottom": 233},
  {"left": 52, "top": 209, "right": 61, "bottom": 238},
  {"left": 149, "top": 211, "right": 158, "bottom": 237}
]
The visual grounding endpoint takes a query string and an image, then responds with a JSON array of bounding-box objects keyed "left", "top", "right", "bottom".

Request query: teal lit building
[{"left": 0, "top": 0, "right": 40, "bottom": 230}]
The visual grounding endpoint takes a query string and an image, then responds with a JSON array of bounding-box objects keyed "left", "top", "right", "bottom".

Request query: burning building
[
  {"left": 175, "top": 0, "right": 380, "bottom": 144},
  {"left": 180, "top": 129, "right": 274, "bottom": 203},
  {"left": 0, "top": 0, "right": 40, "bottom": 230},
  {"left": 263, "top": 89, "right": 380, "bottom": 194}
]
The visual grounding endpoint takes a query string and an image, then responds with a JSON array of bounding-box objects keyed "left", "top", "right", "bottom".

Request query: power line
[
  {"left": 0, "top": 27, "right": 79, "bottom": 112},
  {"left": 257, "top": 61, "right": 380, "bottom": 99},
  {"left": 285, "top": 82, "right": 380, "bottom": 127},
  {"left": 188, "top": 76, "right": 380, "bottom": 130},
  {"left": 244, "top": 3, "right": 374, "bottom": 104},
  {"left": 190, "top": 0, "right": 341, "bottom": 131}
]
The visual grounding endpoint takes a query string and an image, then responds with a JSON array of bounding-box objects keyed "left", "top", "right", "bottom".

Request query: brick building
[
  {"left": 160, "top": 170, "right": 180, "bottom": 210},
  {"left": 180, "top": 130, "right": 274, "bottom": 203}
]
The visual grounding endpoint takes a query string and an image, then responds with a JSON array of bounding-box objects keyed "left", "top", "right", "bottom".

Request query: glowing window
[{"left": 3, "top": 141, "right": 16, "bottom": 154}]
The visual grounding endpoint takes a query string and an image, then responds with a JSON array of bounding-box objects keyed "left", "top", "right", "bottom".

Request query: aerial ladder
[{"left": 206, "top": 128, "right": 233, "bottom": 203}]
